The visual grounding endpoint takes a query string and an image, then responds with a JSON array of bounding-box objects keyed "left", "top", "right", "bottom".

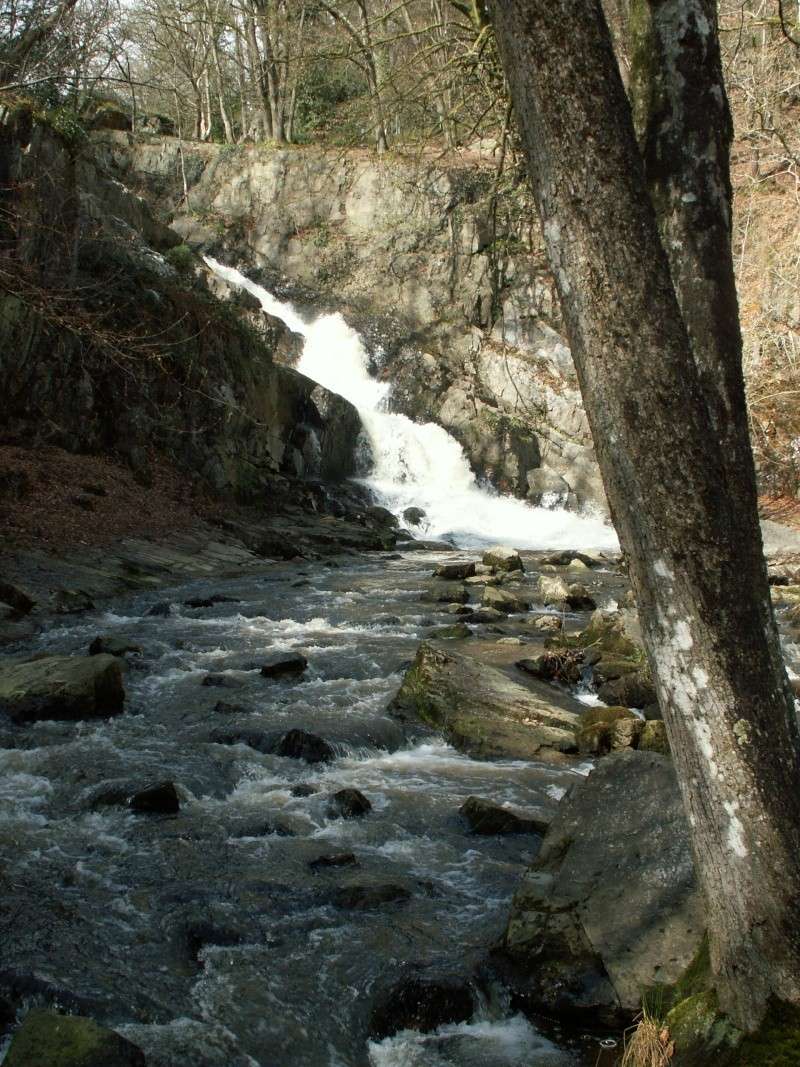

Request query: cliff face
[
  {"left": 0, "top": 113, "right": 363, "bottom": 502},
  {"left": 99, "top": 135, "right": 607, "bottom": 511}
]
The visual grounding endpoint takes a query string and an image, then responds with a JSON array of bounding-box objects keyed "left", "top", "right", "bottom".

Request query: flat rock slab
[
  {"left": 0, "top": 654, "right": 125, "bottom": 723},
  {"left": 501, "top": 750, "right": 702, "bottom": 1019},
  {"left": 389, "top": 641, "right": 581, "bottom": 761}
]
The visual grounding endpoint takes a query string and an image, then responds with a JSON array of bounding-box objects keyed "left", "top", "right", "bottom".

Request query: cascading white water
[{"left": 204, "top": 256, "right": 618, "bottom": 551}]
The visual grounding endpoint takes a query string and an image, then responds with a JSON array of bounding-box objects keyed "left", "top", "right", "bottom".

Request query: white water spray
[{"left": 204, "top": 257, "right": 618, "bottom": 551}]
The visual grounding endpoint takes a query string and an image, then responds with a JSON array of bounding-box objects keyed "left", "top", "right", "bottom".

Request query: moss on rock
[{"left": 4, "top": 1010, "right": 146, "bottom": 1067}]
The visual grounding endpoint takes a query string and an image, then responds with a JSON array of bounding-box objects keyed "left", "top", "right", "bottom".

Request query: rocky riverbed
[{"left": 2, "top": 536, "right": 800, "bottom": 1066}]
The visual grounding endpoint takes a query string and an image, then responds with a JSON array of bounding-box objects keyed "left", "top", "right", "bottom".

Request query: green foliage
[
  {"left": 36, "top": 105, "right": 87, "bottom": 148},
  {"left": 164, "top": 243, "right": 195, "bottom": 275}
]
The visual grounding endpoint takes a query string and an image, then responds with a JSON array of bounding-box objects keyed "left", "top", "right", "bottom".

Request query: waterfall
[{"left": 204, "top": 257, "right": 618, "bottom": 552}]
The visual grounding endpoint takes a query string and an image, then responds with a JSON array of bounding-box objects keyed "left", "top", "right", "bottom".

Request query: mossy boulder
[
  {"left": 576, "top": 705, "right": 638, "bottom": 754},
  {"left": 482, "top": 546, "right": 524, "bottom": 573},
  {"left": 4, "top": 1010, "right": 146, "bottom": 1066},
  {"left": 0, "top": 654, "right": 125, "bottom": 723},
  {"left": 389, "top": 641, "right": 582, "bottom": 761}
]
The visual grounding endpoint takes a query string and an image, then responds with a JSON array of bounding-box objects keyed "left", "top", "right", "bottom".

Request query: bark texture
[{"left": 490, "top": 0, "right": 800, "bottom": 1030}]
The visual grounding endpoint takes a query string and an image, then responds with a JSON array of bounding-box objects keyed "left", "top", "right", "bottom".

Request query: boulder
[
  {"left": 184, "top": 594, "right": 239, "bottom": 609},
  {"left": 576, "top": 706, "right": 641, "bottom": 755},
  {"left": 403, "top": 507, "right": 426, "bottom": 526},
  {"left": 201, "top": 673, "right": 245, "bottom": 688},
  {"left": 433, "top": 561, "right": 476, "bottom": 580},
  {"left": 0, "top": 580, "right": 35, "bottom": 614},
  {"left": 496, "top": 751, "right": 702, "bottom": 1023},
  {"left": 460, "top": 796, "right": 549, "bottom": 835},
  {"left": 260, "top": 651, "right": 308, "bottom": 677},
  {"left": 369, "top": 976, "right": 475, "bottom": 1039},
  {"left": 482, "top": 546, "right": 524, "bottom": 573},
  {"left": 462, "top": 607, "right": 505, "bottom": 624},
  {"left": 274, "top": 729, "right": 334, "bottom": 763},
  {"left": 3, "top": 1010, "right": 146, "bottom": 1067},
  {"left": 482, "top": 586, "right": 530, "bottom": 614},
  {"left": 543, "top": 550, "right": 602, "bottom": 569},
  {"left": 0, "top": 655, "right": 125, "bottom": 723},
  {"left": 421, "top": 585, "right": 469, "bottom": 605},
  {"left": 365, "top": 505, "right": 399, "bottom": 528},
  {"left": 291, "top": 783, "right": 319, "bottom": 797},
  {"left": 328, "top": 787, "right": 372, "bottom": 818},
  {"left": 515, "top": 650, "right": 583, "bottom": 685},
  {"left": 129, "top": 781, "right": 180, "bottom": 814},
  {"left": 537, "top": 575, "right": 570, "bottom": 606},
  {"left": 598, "top": 671, "right": 657, "bottom": 710},
  {"left": 564, "top": 584, "right": 597, "bottom": 610},
  {"left": 88, "top": 636, "right": 142, "bottom": 657},
  {"left": 530, "top": 614, "right": 563, "bottom": 632},
  {"left": 389, "top": 642, "right": 581, "bottom": 761}
]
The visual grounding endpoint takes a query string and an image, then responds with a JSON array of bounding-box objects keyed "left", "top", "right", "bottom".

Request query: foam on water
[{"left": 204, "top": 257, "right": 618, "bottom": 552}]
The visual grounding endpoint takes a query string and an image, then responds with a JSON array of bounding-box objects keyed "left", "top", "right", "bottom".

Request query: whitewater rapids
[{"left": 204, "top": 257, "right": 617, "bottom": 552}]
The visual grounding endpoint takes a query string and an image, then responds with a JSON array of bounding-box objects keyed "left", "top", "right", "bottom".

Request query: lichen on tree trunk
[{"left": 490, "top": 0, "right": 800, "bottom": 1032}]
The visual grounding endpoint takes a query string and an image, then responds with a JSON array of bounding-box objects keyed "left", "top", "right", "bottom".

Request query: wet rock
[
  {"left": 433, "top": 561, "right": 476, "bottom": 580},
  {"left": 260, "top": 651, "right": 308, "bottom": 678},
  {"left": 330, "top": 883, "right": 410, "bottom": 909},
  {"left": 0, "top": 654, "right": 125, "bottom": 724},
  {"left": 328, "top": 787, "right": 372, "bottom": 818},
  {"left": 309, "top": 852, "right": 358, "bottom": 871},
  {"left": 201, "top": 673, "right": 245, "bottom": 688},
  {"left": 369, "top": 975, "right": 475, "bottom": 1038},
  {"left": 465, "top": 573, "right": 502, "bottom": 586},
  {"left": 461, "top": 607, "right": 505, "bottom": 624},
  {"left": 184, "top": 594, "right": 239, "bottom": 609},
  {"left": 182, "top": 920, "right": 247, "bottom": 965},
  {"left": 291, "top": 783, "right": 318, "bottom": 797},
  {"left": 537, "top": 575, "right": 570, "bottom": 606},
  {"left": 482, "top": 546, "right": 524, "bottom": 573},
  {"left": 213, "top": 700, "right": 247, "bottom": 714},
  {"left": 389, "top": 642, "right": 581, "bottom": 761},
  {"left": 232, "top": 822, "right": 294, "bottom": 838},
  {"left": 482, "top": 586, "right": 530, "bottom": 614},
  {"left": 88, "top": 636, "right": 142, "bottom": 657},
  {"left": 597, "top": 671, "right": 657, "bottom": 710},
  {"left": 429, "top": 623, "right": 471, "bottom": 640},
  {"left": 543, "top": 550, "right": 602, "bottom": 569},
  {"left": 529, "top": 613, "right": 563, "bottom": 632},
  {"left": 565, "top": 584, "right": 597, "bottom": 611},
  {"left": 576, "top": 706, "right": 640, "bottom": 755},
  {"left": 460, "top": 796, "right": 549, "bottom": 836},
  {"left": 209, "top": 728, "right": 275, "bottom": 753},
  {"left": 444, "top": 603, "right": 472, "bottom": 615},
  {"left": 53, "top": 589, "right": 95, "bottom": 614},
  {"left": 365, "top": 505, "right": 399, "bottom": 528},
  {"left": 421, "top": 585, "right": 469, "bottom": 604},
  {"left": 403, "top": 507, "right": 426, "bottom": 526},
  {"left": 496, "top": 751, "right": 702, "bottom": 1023},
  {"left": 0, "top": 581, "right": 35, "bottom": 615},
  {"left": 274, "top": 729, "right": 334, "bottom": 763},
  {"left": 129, "top": 781, "right": 180, "bottom": 814},
  {"left": 146, "top": 601, "right": 172, "bottom": 617},
  {"left": 3, "top": 1010, "right": 146, "bottom": 1067}
]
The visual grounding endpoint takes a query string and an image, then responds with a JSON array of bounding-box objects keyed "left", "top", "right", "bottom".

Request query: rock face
[
  {"left": 3, "top": 1010, "right": 146, "bottom": 1067},
  {"left": 497, "top": 751, "right": 703, "bottom": 1023},
  {"left": 389, "top": 641, "right": 581, "bottom": 760},
  {"left": 0, "top": 654, "right": 125, "bottom": 723},
  {"left": 101, "top": 135, "right": 607, "bottom": 510},
  {"left": 0, "top": 114, "right": 364, "bottom": 501}
]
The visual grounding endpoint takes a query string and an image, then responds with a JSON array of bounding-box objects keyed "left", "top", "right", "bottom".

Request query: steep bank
[{"left": 0, "top": 110, "right": 363, "bottom": 502}]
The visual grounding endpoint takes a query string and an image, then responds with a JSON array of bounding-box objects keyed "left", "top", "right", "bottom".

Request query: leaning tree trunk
[{"left": 490, "top": 0, "right": 800, "bottom": 1032}]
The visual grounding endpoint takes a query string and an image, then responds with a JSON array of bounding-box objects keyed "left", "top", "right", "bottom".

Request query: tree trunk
[{"left": 490, "top": 0, "right": 800, "bottom": 1031}]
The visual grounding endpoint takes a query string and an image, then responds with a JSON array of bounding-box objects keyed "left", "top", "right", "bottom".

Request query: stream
[{"left": 0, "top": 549, "right": 616, "bottom": 1067}]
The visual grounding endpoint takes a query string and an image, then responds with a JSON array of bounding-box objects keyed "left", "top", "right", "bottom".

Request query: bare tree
[{"left": 491, "top": 0, "right": 800, "bottom": 1033}]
